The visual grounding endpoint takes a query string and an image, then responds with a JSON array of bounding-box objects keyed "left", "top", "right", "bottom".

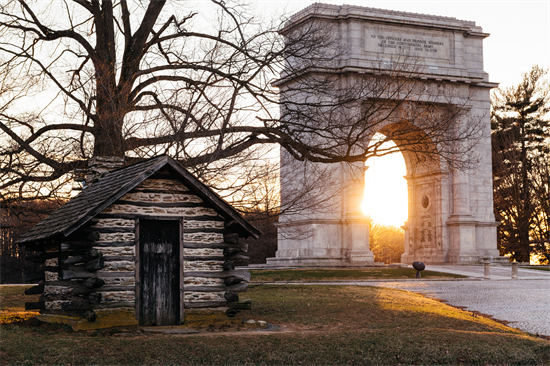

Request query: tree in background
[
  {"left": 529, "top": 153, "right": 550, "bottom": 262},
  {"left": 0, "top": 198, "right": 63, "bottom": 282},
  {"left": 0, "top": 49, "right": 70, "bottom": 282},
  {"left": 491, "top": 65, "right": 550, "bottom": 263},
  {"left": 369, "top": 221, "right": 405, "bottom": 264}
]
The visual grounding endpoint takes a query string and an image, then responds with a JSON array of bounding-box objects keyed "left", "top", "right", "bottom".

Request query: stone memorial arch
[{"left": 268, "top": 4, "right": 505, "bottom": 266}]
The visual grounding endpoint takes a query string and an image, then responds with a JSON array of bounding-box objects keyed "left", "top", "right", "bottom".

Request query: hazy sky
[{"left": 257, "top": 0, "right": 550, "bottom": 89}]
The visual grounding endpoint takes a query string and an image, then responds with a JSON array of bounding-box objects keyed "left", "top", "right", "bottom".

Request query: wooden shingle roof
[{"left": 17, "top": 156, "right": 260, "bottom": 244}]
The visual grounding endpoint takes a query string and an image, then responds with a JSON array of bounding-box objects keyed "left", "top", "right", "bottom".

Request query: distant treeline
[{"left": 1, "top": 199, "right": 63, "bottom": 283}]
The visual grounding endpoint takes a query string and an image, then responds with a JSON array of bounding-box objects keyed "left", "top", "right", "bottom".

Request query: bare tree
[
  {"left": 0, "top": 1, "right": 282, "bottom": 197},
  {"left": 1, "top": 1, "right": 484, "bottom": 203}
]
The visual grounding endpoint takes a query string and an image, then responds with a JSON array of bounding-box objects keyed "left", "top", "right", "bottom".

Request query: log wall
[{"left": 34, "top": 174, "right": 250, "bottom": 323}]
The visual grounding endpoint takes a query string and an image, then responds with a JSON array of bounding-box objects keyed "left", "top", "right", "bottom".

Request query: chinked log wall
[{"left": 35, "top": 177, "right": 250, "bottom": 320}]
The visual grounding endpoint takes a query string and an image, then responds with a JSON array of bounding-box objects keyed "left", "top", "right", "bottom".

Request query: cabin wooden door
[{"left": 138, "top": 220, "right": 180, "bottom": 326}]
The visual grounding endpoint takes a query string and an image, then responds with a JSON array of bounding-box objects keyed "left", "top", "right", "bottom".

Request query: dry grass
[
  {"left": 0, "top": 285, "right": 40, "bottom": 325},
  {"left": 1, "top": 285, "right": 548, "bottom": 365},
  {"left": 0, "top": 286, "right": 40, "bottom": 311}
]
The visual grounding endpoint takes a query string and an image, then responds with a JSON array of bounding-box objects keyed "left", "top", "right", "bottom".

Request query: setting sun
[{"left": 362, "top": 137, "right": 408, "bottom": 228}]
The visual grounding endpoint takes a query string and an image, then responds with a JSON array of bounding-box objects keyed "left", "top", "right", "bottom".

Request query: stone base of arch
[
  {"left": 400, "top": 217, "right": 505, "bottom": 264},
  {"left": 267, "top": 219, "right": 377, "bottom": 267},
  {"left": 265, "top": 257, "right": 378, "bottom": 267}
]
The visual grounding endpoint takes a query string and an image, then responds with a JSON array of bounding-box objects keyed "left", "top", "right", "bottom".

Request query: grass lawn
[
  {"left": 1, "top": 284, "right": 548, "bottom": 365},
  {"left": 250, "top": 268, "right": 465, "bottom": 282},
  {"left": 524, "top": 266, "right": 550, "bottom": 271},
  {"left": 0, "top": 285, "right": 40, "bottom": 324}
]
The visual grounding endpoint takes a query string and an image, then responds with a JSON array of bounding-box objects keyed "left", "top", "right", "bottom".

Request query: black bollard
[{"left": 412, "top": 261, "right": 425, "bottom": 278}]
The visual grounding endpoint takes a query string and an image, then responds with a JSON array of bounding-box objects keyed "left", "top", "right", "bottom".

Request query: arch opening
[
  {"left": 362, "top": 133, "right": 408, "bottom": 227},
  {"left": 362, "top": 126, "right": 446, "bottom": 264},
  {"left": 362, "top": 133, "right": 407, "bottom": 264}
]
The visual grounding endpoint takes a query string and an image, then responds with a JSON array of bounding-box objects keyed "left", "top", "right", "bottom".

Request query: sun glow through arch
[{"left": 362, "top": 134, "right": 408, "bottom": 228}]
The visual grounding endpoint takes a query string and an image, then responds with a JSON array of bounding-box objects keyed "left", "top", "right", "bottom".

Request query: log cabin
[{"left": 17, "top": 156, "right": 260, "bottom": 330}]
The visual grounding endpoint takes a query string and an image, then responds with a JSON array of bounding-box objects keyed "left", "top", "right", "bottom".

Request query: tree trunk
[
  {"left": 93, "top": 7, "right": 125, "bottom": 158},
  {"left": 93, "top": 117, "right": 125, "bottom": 157}
]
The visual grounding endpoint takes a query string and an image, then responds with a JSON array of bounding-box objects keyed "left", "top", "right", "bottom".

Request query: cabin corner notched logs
[{"left": 23, "top": 175, "right": 253, "bottom": 324}]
